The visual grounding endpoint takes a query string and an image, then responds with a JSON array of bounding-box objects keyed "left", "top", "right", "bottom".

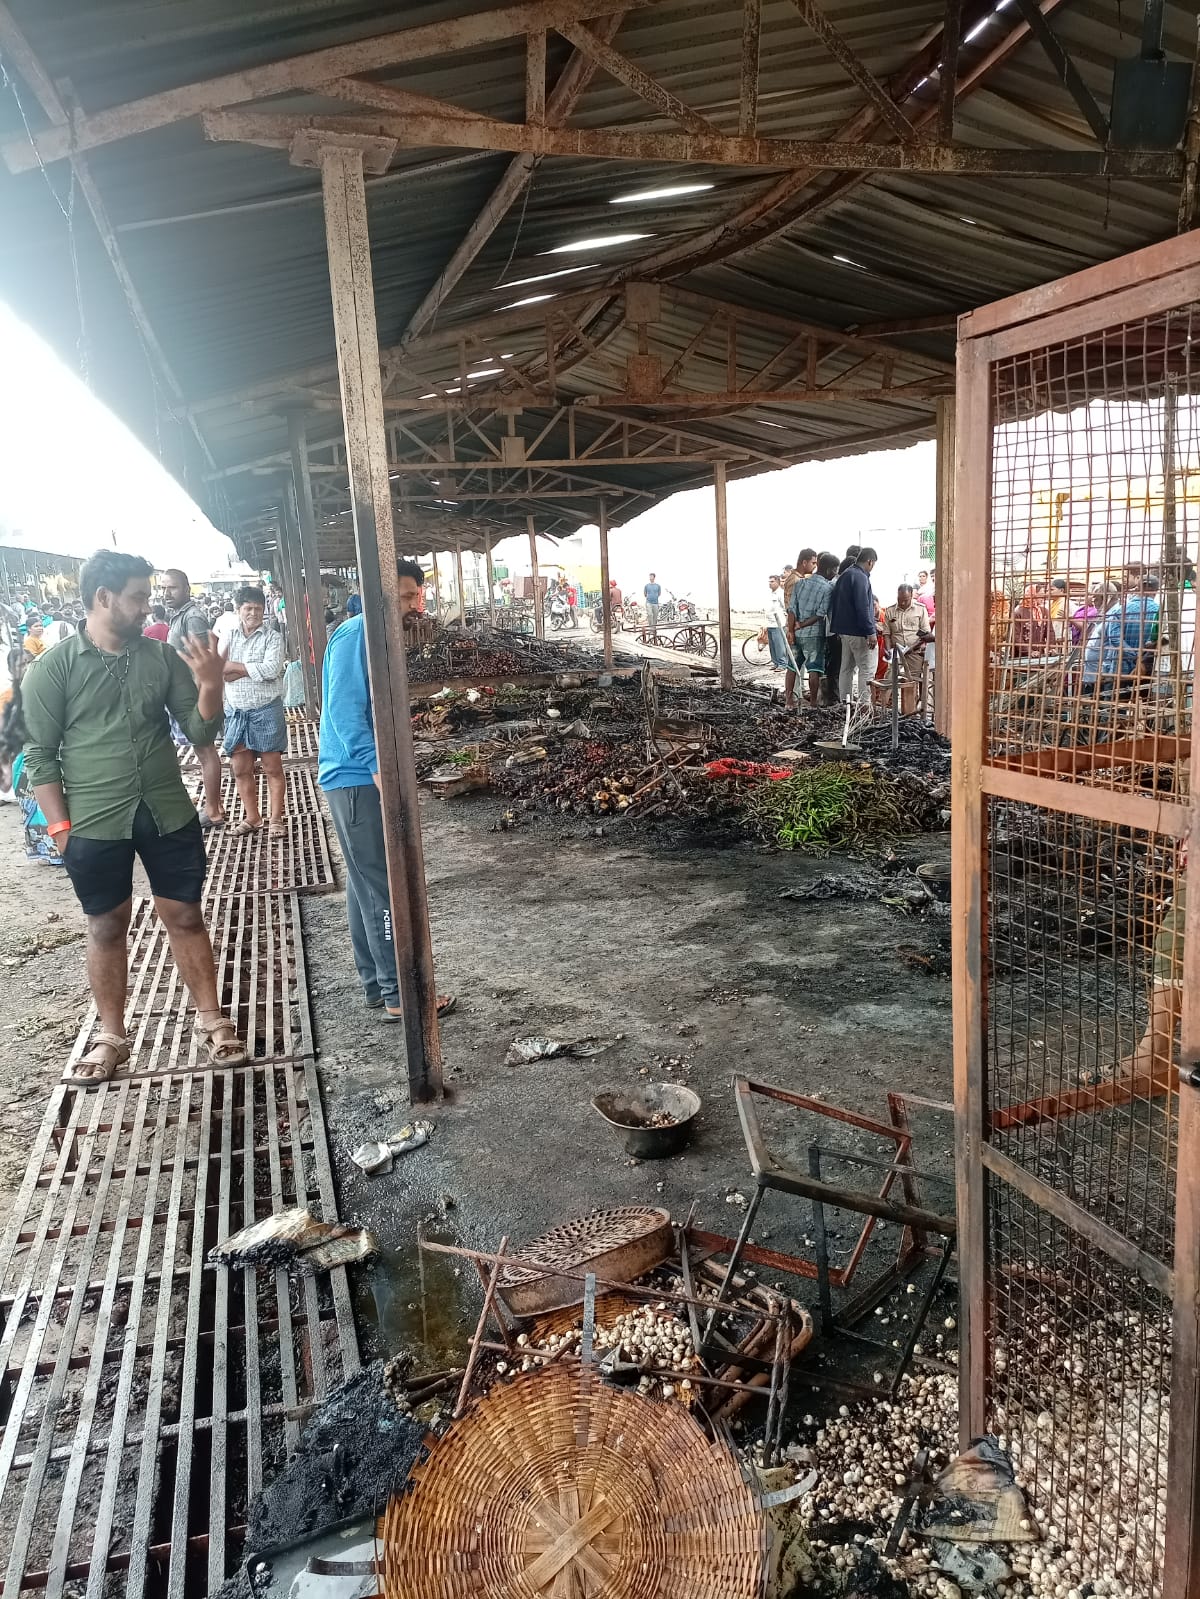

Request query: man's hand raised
[{"left": 181, "top": 631, "right": 227, "bottom": 694}]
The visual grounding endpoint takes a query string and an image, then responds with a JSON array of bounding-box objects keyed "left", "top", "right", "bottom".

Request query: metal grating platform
[
  {"left": 0, "top": 1063, "right": 359, "bottom": 1599},
  {"left": 285, "top": 720, "right": 319, "bottom": 765},
  {"left": 67, "top": 895, "right": 314, "bottom": 1081},
  {"left": 203, "top": 812, "right": 335, "bottom": 898},
  {"left": 187, "top": 765, "right": 327, "bottom": 825}
]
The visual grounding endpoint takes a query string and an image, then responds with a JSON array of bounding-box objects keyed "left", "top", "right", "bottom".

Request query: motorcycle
[
  {"left": 548, "top": 592, "right": 571, "bottom": 631},
  {"left": 588, "top": 601, "right": 624, "bottom": 633},
  {"left": 676, "top": 594, "right": 699, "bottom": 622},
  {"left": 623, "top": 598, "right": 642, "bottom": 626}
]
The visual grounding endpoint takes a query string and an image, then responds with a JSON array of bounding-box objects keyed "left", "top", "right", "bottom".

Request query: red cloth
[
  {"left": 143, "top": 621, "right": 169, "bottom": 641},
  {"left": 705, "top": 758, "right": 793, "bottom": 781}
]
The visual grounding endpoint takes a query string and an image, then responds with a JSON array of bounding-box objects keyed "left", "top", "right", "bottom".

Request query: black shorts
[{"left": 62, "top": 802, "right": 207, "bottom": 916}]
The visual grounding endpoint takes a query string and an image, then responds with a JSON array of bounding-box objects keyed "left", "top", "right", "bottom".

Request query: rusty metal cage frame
[{"left": 953, "top": 230, "right": 1200, "bottom": 1599}]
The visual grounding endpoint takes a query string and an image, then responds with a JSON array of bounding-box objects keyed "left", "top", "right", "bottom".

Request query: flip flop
[
  {"left": 231, "top": 819, "right": 264, "bottom": 837},
  {"left": 268, "top": 818, "right": 288, "bottom": 838},
  {"left": 67, "top": 1031, "right": 130, "bottom": 1084},
  {"left": 383, "top": 995, "right": 457, "bottom": 1023},
  {"left": 199, "top": 813, "right": 227, "bottom": 832}
]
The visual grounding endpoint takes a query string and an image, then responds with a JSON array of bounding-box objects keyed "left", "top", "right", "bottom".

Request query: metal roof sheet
[{"left": 0, "top": 0, "right": 1195, "bottom": 554}]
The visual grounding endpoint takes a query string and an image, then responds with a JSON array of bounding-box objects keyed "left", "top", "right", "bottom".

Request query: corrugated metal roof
[{"left": 0, "top": 0, "right": 1195, "bottom": 554}]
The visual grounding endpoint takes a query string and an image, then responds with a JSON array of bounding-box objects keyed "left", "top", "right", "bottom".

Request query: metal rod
[
  {"left": 430, "top": 550, "right": 441, "bottom": 622},
  {"left": 598, "top": 497, "right": 614, "bottom": 668},
  {"left": 315, "top": 139, "right": 442, "bottom": 1103},
  {"left": 484, "top": 531, "right": 497, "bottom": 626},
  {"left": 808, "top": 1145, "right": 835, "bottom": 1335},
  {"left": 288, "top": 412, "right": 327, "bottom": 709},
  {"left": 527, "top": 515, "right": 544, "bottom": 639},
  {"left": 454, "top": 1233, "right": 509, "bottom": 1417},
  {"left": 890, "top": 1234, "right": 955, "bottom": 1397},
  {"left": 454, "top": 541, "right": 466, "bottom": 622},
  {"left": 714, "top": 461, "right": 733, "bottom": 689},
  {"left": 891, "top": 633, "right": 901, "bottom": 750}
]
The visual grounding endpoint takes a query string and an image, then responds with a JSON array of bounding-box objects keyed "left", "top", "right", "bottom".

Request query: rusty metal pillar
[
  {"left": 598, "top": 498, "right": 613, "bottom": 668},
  {"left": 304, "top": 132, "right": 442, "bottom": 1103},
  {"left": 934, "top": 396, "right": 955, "bottom": 736},
  {"left": 714, "top": 461, "right": 733, "bottom": 690},
  {"left": 527, "top": 515, "right": 544, "bottom": 639},
  {"left": 288, "top": 411, "right": 326, "bottom": 710},
  {"left": 280, "top": 486, "right": 319, "bottom": 714},
  {"left": 454, "top": 542, "right": 467, "bottom": 623},
  {"left": 484, "top": 531, "right": 497, "bottom": 627}
]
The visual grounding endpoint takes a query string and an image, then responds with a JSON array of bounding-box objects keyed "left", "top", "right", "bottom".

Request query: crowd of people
[
  {"left": 3, "top": 549, "right": 450, "bottom": 1083},
  {"left": 754, "top": 547, "right": 937, "bottom": 711}
]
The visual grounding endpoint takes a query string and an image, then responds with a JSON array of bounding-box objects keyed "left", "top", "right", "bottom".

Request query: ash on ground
[{"left": 242, "top": 1363, "right": 424, "bottom": 1556}]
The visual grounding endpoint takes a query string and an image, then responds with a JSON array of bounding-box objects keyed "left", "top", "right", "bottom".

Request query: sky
[
  {"left": 0, "top": 300, "right": 237, "bottom": 576},
  {"left": 0, "top": 293, "right": 939, "bottom": 603},
  {"left": 491, "top": 439, "right": 938, "bottom": 611}
]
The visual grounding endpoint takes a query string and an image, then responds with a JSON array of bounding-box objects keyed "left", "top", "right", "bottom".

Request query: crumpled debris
[
  {"left": 209, "top": 1207, "right": 377, "bottom": 1272},
  {"left": 778, "top": 869, "right": 881, "bottom": 902},
  {"left": 916, "top": 1435, "right": 1038, "bottom": 1545},
  {"left": 504, "top": 1034, "right": 617, "bottom": 1065},
  {"left": 352, "top": 1119, "right": 435, "bottom": 1175}
]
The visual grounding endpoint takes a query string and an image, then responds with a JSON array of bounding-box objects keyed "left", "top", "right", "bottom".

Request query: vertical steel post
[
  {"left": 454, "top": 543, "right": 467, "bottom": 623},
  {"left": 287, "top": 412, "right": 326, "bottom": 710},
  {"left": 714, "top": 461, "right": 733, "bottom": 689},
  {"left": 527, "top": 515, "right": 544, "bottom": 638},
  {"left": 279, "top": 488, "right": 319, "bottom": 714},
  {"left": 484, "top": 531, "right": 497, "bottom": 626},
  {"left": 934, "top": 395, "right": 956, "bottom": 736},
  {"left": 311, "top": 136, "right": 441, "bottom": 1103},
  {"left": 598, "top": 498, "right": 613, "bottom": 668},
  {"left": 950, "top": 341, "right": 989, "bottom": 1446},
  {"left": 1166, "top": 720, "right": 1200, "bottom": 1598},
  {"left": 430, "top": 551, "right": 441, "bottom": 622}
]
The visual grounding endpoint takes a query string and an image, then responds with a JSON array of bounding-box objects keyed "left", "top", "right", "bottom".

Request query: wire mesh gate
[{"left": 953, "top": 232, "right": 1200, "bottom": 1599}]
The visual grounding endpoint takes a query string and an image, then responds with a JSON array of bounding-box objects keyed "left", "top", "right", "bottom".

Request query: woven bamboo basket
[
  {"left": 379, "top": 1366, "right": 767, "bottom": 1598},
  {"left": 497, "top": 1206, "right": 673, "bottom": 1317}
]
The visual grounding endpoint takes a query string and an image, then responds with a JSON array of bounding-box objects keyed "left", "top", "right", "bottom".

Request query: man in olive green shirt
[{"left": 23, "top": 550, "right": 247, "bottom": 1081}]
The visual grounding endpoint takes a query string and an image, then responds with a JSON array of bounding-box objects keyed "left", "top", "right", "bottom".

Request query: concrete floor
[{"left": 303, "top": 791, "right": 955, "bottom": 1371}]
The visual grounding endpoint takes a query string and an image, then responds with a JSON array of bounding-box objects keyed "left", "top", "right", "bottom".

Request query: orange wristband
[{"left": 47, "top": 820, "right": 71, "bottom": 838}]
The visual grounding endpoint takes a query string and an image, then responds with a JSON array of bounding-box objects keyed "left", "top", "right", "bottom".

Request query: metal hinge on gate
[{"left": 1182, "top": 1064, "right": 1200, "bottom": 1090}]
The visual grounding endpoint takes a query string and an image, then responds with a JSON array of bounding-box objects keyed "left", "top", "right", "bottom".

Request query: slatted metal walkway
[{"left": 2, "top": 718, "right": 360, "bottom": 1597}]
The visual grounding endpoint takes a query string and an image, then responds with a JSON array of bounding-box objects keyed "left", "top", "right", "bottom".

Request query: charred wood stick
[{"left": 454, "top": 1232, "right": 509, "bottom": 1418}]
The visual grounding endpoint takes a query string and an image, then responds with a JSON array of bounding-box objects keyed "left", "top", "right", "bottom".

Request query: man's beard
[{"left": 111, "top": 611, "right": 145, "bottom": 643}]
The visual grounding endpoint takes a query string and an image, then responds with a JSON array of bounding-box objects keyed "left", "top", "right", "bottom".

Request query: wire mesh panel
[{"left": 955, "top": 237, "right": 1200, "bottom": 1599}]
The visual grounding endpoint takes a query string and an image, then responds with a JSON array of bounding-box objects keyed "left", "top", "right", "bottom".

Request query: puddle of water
[{"left": 353, "top": 1221, "right": 476, "bottom": 1373}]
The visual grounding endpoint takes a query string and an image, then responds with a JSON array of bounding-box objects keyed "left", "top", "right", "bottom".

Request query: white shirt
[
  {"left": 41, "top": 619, "right": 74, "bottom": 649},
  {"left": 213, "top": 611, "right": 240, "bottom": 647},
  {"left": 223, "top": 622, "right": 286, "bottom": 711},
  {"left": 766, "top": 589, "right": 788, "bottom": 630}
]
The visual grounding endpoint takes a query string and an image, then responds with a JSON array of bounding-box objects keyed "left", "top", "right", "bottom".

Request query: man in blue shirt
[
  {"left": 318, "top": 558, "right": 435, "bottom": 1022},
  {"left": 829, "top": 547, "right": 880, "bottom": 703},
  {"left": 1081, "top": 575, "right": 1160, "bottom": 689},
  {"left": 643, "top": 573, "right": 662, "bottom": 631}
]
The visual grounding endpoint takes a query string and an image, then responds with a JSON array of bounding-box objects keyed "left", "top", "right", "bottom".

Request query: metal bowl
[{"left": 591, "top": 1083, "right": 702, "bottom": 1159}]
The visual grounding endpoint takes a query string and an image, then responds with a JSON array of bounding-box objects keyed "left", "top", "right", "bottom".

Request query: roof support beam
[
  {"left": 1009, "top": 0, "right": 1109, "bottom": 145},
  {"left": 937, "top": 0, "right": 963, "bottom": 142},
  {"left": 202, "top": 110, "right": 1182, "bottom": 177},
  {"left": 1, "top": 0, "right": 671, "bottom": 172},
  {"left": 556, "top": 20, "right": 722, "bottom": 135},
  {"left": 0, "top": 3, "right": 215, "bottom": 470},
  {"left": 612, "top": 0, "right": 1067, "bottom": 281},
  {"left": 399, "top": 15, "right": 623, "bottom": 342},
  {"left": 787, "top": 0, "right": 914, "bottom": 140},
  {"left": 739, "top": 0, "right": 762, "bottom": 136}
]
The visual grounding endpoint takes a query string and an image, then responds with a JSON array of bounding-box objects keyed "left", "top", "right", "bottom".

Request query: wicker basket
[
  {"left": 497, "top": 1206, "right": 673, "bottom": 1317},
  {"left": 378, "top": 1366, "right": 767, "bottom": 1599}
]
